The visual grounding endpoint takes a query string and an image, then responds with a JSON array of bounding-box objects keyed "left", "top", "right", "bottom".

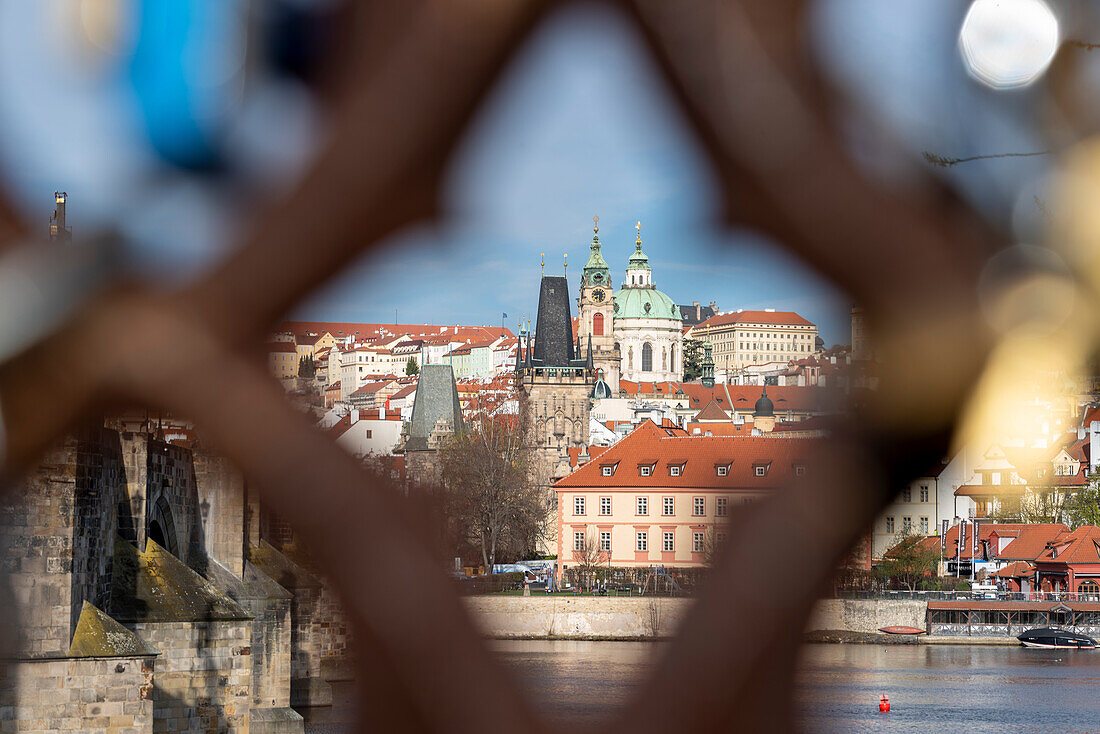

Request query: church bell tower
[{"left": 577, "top": 216, "right": 621, "bottom": 391}]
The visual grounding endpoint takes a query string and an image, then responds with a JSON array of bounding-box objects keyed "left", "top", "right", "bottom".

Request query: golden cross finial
[
  {"left": 564, "top": 252, "right": 568, "bottom": 275},
  {"left": 635, "top": 220, "right": 642, "bottom": 244},
  {"left": 540, "top": 252, "right": 545, "bottom": 276},
  {"left": 593, "top": 215, "right": 599, "bottom": 235}
]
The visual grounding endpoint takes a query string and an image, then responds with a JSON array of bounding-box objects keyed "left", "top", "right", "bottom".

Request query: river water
[{"left": 492, "top": 640, "right": 1100, "bottom": 733}]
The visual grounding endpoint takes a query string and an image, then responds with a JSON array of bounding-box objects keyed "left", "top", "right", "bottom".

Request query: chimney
[
  {"left": 350, "top": 409, "right": 360, "bottom": 424},
  {"left": 379, "top": 407, "right": 385, "bottom": 420},
  {"left": 695, "top": 304, "right": 701, "bottom": 320}
]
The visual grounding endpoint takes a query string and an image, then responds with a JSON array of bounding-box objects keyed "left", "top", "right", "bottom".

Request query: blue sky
[
  {"left": 295, "top": 4, "right": 851, "bottom": 344},
  {"left": 0, "top": 2, "right": 1067, "bottom": 347}
]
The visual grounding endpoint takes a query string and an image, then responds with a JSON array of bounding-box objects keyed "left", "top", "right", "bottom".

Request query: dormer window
[
  {"left": 716, "top": 464, "right": 730, "bottom": 477},
  {"left": 754, "top": 465, "right": 767, "bottom": 477},
  {"left": 640, "top": 465, "right": 652, "bottom": 477},
  {"left": 601, "top": 464, "right": 615, "bottom": 477},
  {"left": 669, "top": 463, "right": 685, "bottom": 477},
  {"left": 794, "top": 464, "right": 806, "bottom": 477}
]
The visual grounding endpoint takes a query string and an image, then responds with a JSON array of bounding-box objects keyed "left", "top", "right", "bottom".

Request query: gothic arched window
[
  {"left": 670, "top": 346, "right": 676, "bottom": 373},
  {"left": 593, "top": 312, "right": 604, "bottom": 336},
  {"left": 642, "top": 343, "right": 653, "bottom": 372}
]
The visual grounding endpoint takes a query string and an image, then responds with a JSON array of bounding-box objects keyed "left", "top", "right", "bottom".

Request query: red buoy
[{"left": 879, "top": 694, "right": 890, "bottom": 712}]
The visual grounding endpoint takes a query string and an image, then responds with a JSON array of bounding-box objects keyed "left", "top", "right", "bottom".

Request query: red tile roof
[
  {"left": 266, "top": 342, "right": 298, "bottom": 354},
  {"left": 350, "top": 381, "right": 391, "bottom": 396},
  {"left": 996, "top": 524, "right": 1070, "bottom": 560},
  {"left": 566, "top": 445, "right": 611, "bottom": 468},
  {"left": 693, "top": 400, "right": 731, "bottom": 422},
  {"left": 555, "top": 420, "right": 819, "bottom": 490},
  {"left": 696, "top": 310, "right": 815, "bottom": 328},
  {"left": 279, "top": 321, "right": 513, "bottom": 343},
  {"left": 993, "top": 561, "right": 1035, "bottom": 579},
  {"left": 1035, "top": 525, "right": 1100, "bottom": 565},
  {"left": 685, "top": 423, "right": 749, "bottom": 436}
]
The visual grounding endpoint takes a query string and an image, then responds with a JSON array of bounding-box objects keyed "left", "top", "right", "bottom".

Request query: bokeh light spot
[{"left": 959, "top": 0, "right": 1059, "bottom": 89}]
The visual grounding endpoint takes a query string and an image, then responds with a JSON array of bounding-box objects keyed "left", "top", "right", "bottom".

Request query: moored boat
[{"left": 1017, "top": 627, "right": 1097, "bottom": 649}]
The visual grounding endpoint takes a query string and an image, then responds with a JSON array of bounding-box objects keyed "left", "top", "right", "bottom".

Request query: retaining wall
[
  {"left": 463, "top": 596, "right": 692, "bottom": 639},
  {"left": 464, "top": 597, "right": 929, "bottom": 639},
  {"left": 806, "top": 599, "right": 927, "bottom": 633}
]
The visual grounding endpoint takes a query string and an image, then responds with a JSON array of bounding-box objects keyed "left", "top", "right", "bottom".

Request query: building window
[
  {"left": 636, "top": 532, "right": 648, "bottom": 552},
  {"left": 602, "top": 465, "right": 613, "bottom": 476},
  {"left": 716, "top": 497, "right": 728, "bottom": 517},
  {"left": 885, "top": 517, "right": 894, "bottom": 533},
  {"left": 717, "top": 465, "right": 728, "bottom": 477},
  {"left": 593, "top": 312, "right": 604, "bottom": 336},
  {"left": 574, "top": 497, "right": 585, "bottom": 515},
  {"left": 669, "top": 465, "right": 681, "bottom": 477},
  {"left": 663, "top": 532, "right": 674, "bottom": 552},
  {"left": 693, "top": 497, "right": 705, "bottom": 516},
  {"left": 902, "top": 517, "right": 912, "bottom": 532},
  {"left": 754, "top": 466, "right": 766, "bottom": 477},
  {"left": 920, "top": 517, "right": 929, "bottom": 534},
  {"left": 637, "top": 497, "right": 648, "bottom": 515},
  {"left": 640, "top": 466, "right": 652, "bottom": 477},
  {"left": 794, "top": 465, "right": 805, "bottom": 477},
  {"left": 901, "top": 488, "right": 911, "bottom": 503},
  {"left": 574, "top": 532, "right": 585, "bottom": 552},
  {"left": 600, "top": 531, "right": 611, "bottom": 552},
  {"left": 365, "top": 429, "right": 373, "bottom": 438},
  {"left": 642, "top": 342, "right": 653, "bottom": 372},
  {"left": 663, "top": 497, "right": 674, "bottom": 516},
  {"left": 600, "top": 497, "right": 612, "bottom": 515},
  {"left": 919, "top": 485, "right": 929, "bottom": 503},
  {"left": 693, "top": 532, "right": 704, "bottom": 553}
]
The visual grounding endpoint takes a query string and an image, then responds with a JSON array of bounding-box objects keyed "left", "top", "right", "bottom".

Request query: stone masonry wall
[
  {"left": 246, "top": 593, "right": 293, "bottom": 709},
  {"left": 143, "top": 440, "right": 204, "bottom": 569},
  {"left": 464, "top": 596, "right": 692, "bottom": 639},
  {"left": 132, "top": 621, "right": 251, "bottom": 733},
  {"left": 0, "top": 429, "right": 123, "bottom": 658},
  {"left": 464, "top": 597, "right": 929, "bottom": 639},
  {"left": 0, "top": 655, "right": 154, "bottom": 733},
  {"left": 806, "top": 599, "right": 927, "bottom": 633},
  {"left": 192, "top": 450, "right": 246, "bottom": 579},
  {"left": 72, "top": 429, "right": 124, "bottom": 640}
]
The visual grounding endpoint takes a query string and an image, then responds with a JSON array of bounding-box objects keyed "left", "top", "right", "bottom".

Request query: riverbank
[
  {"left": 464, "top": 596, "right": 1026, "bottom": 644},
  {"left": 804, "top": 629, "right": 1018, "bottom": 645}
]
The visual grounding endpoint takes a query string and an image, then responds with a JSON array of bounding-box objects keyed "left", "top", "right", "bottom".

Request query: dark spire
[
  {"left": 586, "top": 334, "right": 594, "bottom": 369},
  {"left": 754, "top": 384, "right": 774, "bottom": 417},
  {"left": 532, "top": 276, "right": 577, "bottom": 367}
]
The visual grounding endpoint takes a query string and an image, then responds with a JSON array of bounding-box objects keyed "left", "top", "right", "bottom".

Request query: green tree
[
  {"left": 1064, "top": 482, "right": 1100, "bottom": 528},
  {"left": 682, "top": 338, "right": 703, "bottom": 381},
  {"left": 298, "top": 355, "right": 316, "bottom": 379},
  {"left": 406, "top": 357, "right": 420, "bottom": 376},
  {"left": 878, "top": 531, "right": 939, "bottom": 591}
]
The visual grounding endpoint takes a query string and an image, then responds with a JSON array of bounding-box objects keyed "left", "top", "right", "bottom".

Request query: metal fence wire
[{"left": 0, "top": 1, "right": 1072, "bottom": 733}]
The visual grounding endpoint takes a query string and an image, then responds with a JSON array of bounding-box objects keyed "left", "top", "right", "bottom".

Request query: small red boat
[{"left": 878, "top": 626, "right": 926, "bottom": 635}]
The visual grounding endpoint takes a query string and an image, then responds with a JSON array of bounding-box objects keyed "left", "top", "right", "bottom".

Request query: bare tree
[
  {"left": 439, "top": 411, "right": 545, "bottom": 573},
  {"left": 572, "top": 534, "right": 606, "bottom": 590}
]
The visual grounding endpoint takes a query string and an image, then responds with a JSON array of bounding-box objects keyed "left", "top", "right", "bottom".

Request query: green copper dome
[
  {"left": 626, "top": 239, "right": 651, "bottom": 271},
  {"left": 612, "top": 286, "right": 680, "bottom": 320}
]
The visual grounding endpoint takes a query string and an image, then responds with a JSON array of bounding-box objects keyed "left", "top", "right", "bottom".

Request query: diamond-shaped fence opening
[{"left": 0, "top": 1, "right": 1093, "bottom": 732}]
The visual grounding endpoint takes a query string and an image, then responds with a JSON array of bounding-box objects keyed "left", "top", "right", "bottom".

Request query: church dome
[
  {"left": 592, "top": 375, "right": 612, "bottom": 399},
  {"left": 613, "top": 286, "right": 680, "bottom": 321},
  {"left": 754, "top": 386, "right": 774, "bottom": 417}
]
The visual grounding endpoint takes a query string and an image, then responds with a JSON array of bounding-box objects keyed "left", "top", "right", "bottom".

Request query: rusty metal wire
[{"left": 0, "top": 1, "right": 1006, "bottom": 732}]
